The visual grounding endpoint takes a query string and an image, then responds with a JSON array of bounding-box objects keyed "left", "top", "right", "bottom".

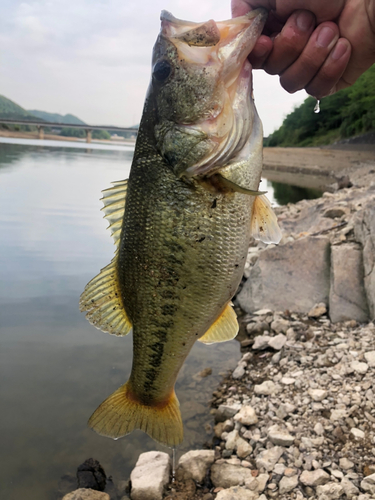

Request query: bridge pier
[
  {"left": 37, "top": 125, "right": 44, "bottom": 140},
  {"left": 85, "top": 129, "right": 92, "bottom": 143}
]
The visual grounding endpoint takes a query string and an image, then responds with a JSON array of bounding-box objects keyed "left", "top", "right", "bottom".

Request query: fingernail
[
  {"left": 296, "top": 11, "right": 314, "bottom": 32},
  {"left": 316, "top": 26, "right": 335, "bottom": 48},
  {"left": 331, "top": 40, "right": 349, "bottom": 60}
]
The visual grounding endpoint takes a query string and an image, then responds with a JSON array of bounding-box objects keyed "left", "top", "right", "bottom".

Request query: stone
[
  {"left": 309, "top": 389, "right": 327, "bottom": 402},
  {"left": 215, "top": 403, "right": 242, "bottom": 422},
  {"left": 210, "top": 463, "right": 253, "bottom": 489},
  {"left": 236, "top": 438, "right": 253, "bottom": 459},
  {"left": 62, "top": 490, "right": 110, "bottom": 500},
  {"left": 341, "top": 477, "right": 359, "bottom": 498},
  {"left": 270, "top": 318, "right": 290, "bottom": 334},
  {"left": 267, "top": 425, "right": 294, "bottom": 446},
  {"left": 245, "top": 473, "right": 269, "bottom": 492},
  {"left": 176, "top": 450, "right": 215, "bottom": 483},
  {"left": 316, "top": 482, "right": 344, "bottom": 499},
  {"left": 278, "top": 475, "right": 299, "bottom": 494},
  {"left": 225, "top": 430, "right": 239, "bottom": 450},
  {"left": 324, "top": 207, "right": 348, "bottom": 219},
  {"left": 351, "top": 361, "right": 369, "bottom": 374},
  {"left": 234, "top": 406, "right": 258, "bottom": 426},
  {"left": 252, "top": 335, "right": 271, "bottom": 350},
  {"left": 276, "top": 403, "right": 296, "bottom": 419},
  {"left": 215, "top": 486, "right": 259, "bottom": 500},
  {"left": 268, "top": 334, "right": 287, "bottom": 350},
  {"left": 130, "top": 451, "right": 170, "bottom": 500},
  {"left": 308, "top": 303, "right": 327, "bottom": 318},
  {"left": 299, "top": 469, "right": 330, "bottom": 487},
  {"left": 354, "top": 206, "right": 375, "bottom": 319},
  {"left": 233, "top": 363, "right": 246, "bottom": 380},
  {"left": 339, "top": 458, "right": 354, "bottom": 470},
  {"left": 350, "top": 428, "right": 365, "bottom": 439},
  {"left": 330, "top": 409, "right": 347, "bottom": 421},
  {"left": 77, "top": 458, "right": 106, "bottom": 491},
  {"left": 237, "top": 236, "right": 331, "bottom": 314},
  {"left": 254, "top": 380, "right": 276, "bottom": 396},
  {"left": 281, "top": 377, "right": 295, "bottom": 385},
  {"left": 255, "top": 446, "right": 284, "bottom": 472},
  {"left": 314, "top": 423, "right": 324, "bottom": 435},
  {"left": 365, "top": 351, "right": 375, "bottom": 367},
  {"left": 329, "top": 243, "right": 369, "bottom": 323},
  {"left": 361, "top": 473, "right": 375, "bottom": 495}
]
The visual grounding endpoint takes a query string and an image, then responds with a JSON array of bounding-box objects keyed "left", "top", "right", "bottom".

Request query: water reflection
[
  {"left": 0, "top": 141, "right": 240, "bottom": 500},
  {"left": 271, "top": 180, "right": 323, "bottom": 205}
]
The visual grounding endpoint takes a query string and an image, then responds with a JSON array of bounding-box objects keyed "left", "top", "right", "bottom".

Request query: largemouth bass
[{"left": 80, "top": 8, "right": 281, "bottom": 447}]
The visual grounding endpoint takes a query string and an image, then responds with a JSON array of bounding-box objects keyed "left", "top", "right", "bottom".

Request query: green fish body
[{"left": 80, "top": 8, "right": 281, "bottom": 446}]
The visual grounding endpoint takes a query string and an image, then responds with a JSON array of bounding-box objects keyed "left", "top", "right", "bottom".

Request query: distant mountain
[
  {"left": 28, "top": 110, "right": 86, "bottom": 125},
  {"left": 0, "top": 95, "right": 38, "bottom": 121}
]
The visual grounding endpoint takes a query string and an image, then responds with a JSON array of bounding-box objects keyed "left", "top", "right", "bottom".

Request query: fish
[{"left": 80, "top": 7, "right": 281, "bottom": 447}]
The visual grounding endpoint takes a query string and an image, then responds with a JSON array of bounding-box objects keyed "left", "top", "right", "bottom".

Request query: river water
[{"left": 1, "top": 138, "right": 262, "bottom": 500}]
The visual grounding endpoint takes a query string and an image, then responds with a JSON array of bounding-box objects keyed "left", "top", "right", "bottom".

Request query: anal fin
[
  {"left": 251, "top": 194, "right": 282, "bottom": 244},
  {"left": 79, "top": 252, "right": 132, "bottom": 336},
  {"left": 198, "top": 302, "right": 238, "bottom": 344}
]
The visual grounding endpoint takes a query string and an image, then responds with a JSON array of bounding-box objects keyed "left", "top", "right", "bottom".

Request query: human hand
[{"left": 232, "top": 0, "right": 375, "bottom": 98}]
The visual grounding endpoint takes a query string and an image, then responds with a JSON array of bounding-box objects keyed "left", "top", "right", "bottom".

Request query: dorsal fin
[
  {"left": 251, "top": 194, "right": 282, "bottom": 244},
  {"left": 101, "top": 179, "right": 128, "bottom": 247},
  {"left": 79, "top": 252, "right": 132, "bottom": 336},
  {"left": 198, "top": 302, "right": 238, "bottom": 344}
]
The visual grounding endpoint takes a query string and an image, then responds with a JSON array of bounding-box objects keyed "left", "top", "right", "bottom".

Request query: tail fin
[{"left": 88, "top": 382, "right": 183, "bottom": 447}]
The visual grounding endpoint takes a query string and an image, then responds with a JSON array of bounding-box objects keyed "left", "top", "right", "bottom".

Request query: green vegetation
[
  {"left": 0, "top": 95, "right": 38, "bottom": 121},
  {"left": 60, "top": 128, "right": 111, "bottom": 140},
  {"left": 265, "top": 64, "right": 375, "bottom": 147},
  {"left": 28, "top": 110, "right": 86, "bottom": 125}
]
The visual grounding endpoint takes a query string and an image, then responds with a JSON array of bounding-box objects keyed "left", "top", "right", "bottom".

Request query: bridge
[{"left": 0, "top": 118, "right": 138, "bottom": 143}]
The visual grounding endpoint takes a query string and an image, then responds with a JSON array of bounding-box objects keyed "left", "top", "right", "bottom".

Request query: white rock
[
  {"left": 330, "top": 409, "right": 347, "bottom": 421},
  {"left": 361, "top": 474, "right": 375, "bottom": 495},
  {"left": 276, "top": 403, "right": 296, "bottom": 419},
  {"left": 234, "top": 405, "right": 258, "bottom": 426},
  {"left": 341, "top": 477, "right": 359, "bottom": 498},
  {"left": 211, "top": 463, "right": 253, "bottom": 488},
  {"left": 308, "top": 303, "right": 327, "bottom": 318},
  {"left": 254, "top": 380, "right": 276, "bottom": 396},
  {"left": 256, "top": 446, "right": 284, "bottom": 471},
  {"left": 267, "top": 425, "right": 294, "bottom": 446},
  {"left": 351, "top": 361, "right": 369, "bottom": 374},
  {"left": 236, "top": 438, "right": 253, "bottom": 459},
  {"left": 309, "top": 389, "right": 328, "bottom": 401},
  {"left": 274, "top": 464, "right": 286, "bottom": 475},
  {"left": 316, "top": 482, "right": 344, "bottom": 499},
  {"left": 252, "top": 335, "right": 271, "bottom": 350},
  {"left": 233, "top": 363, "right": 246, "bottom": 380},
  {"left": 271, "top": 318, "right": 290, "bottom": 334},
  {"left": 281, "top": 377, "right": 296, "bottom": 385},
  {"left": 130, "top": 451, "right": 170, "bottom": 500},
  {"left": 176, "top": 450, "right": 215, "bottom": 483},
  {"left": 300, "top": 469, "right": 330, "bottom": 486},
  {"left": 314, "top": 422, "right": 325, "bottom": 435},
  {"left": 245, "top": 473, "right": 269, "bottom": 492},
  {"left": 279, "top": 475, "right": 299, "bottom": 494},
  {"left": 216, "top": 403, "right": 242, "bottom": 422},
  {"left": 339, "top": 457, "right": 354, "bottom": 470},
  {"left": 215, "top": 486, "right": 259, "bottom": 500},
  {"left": 350, "top": 428, "right": 365, "bottom": 439},
  {"left": 268, "top": 334, "right": 287, "bottom": 350},
  {"left": 364, "top": 351, "right": 375, "bottom": 367},
  {"left": 225, "top": 430, "right": 239, "bottom": 450},
  {"left": 62, "top": 490, "right": 110, "bottom": 500}
]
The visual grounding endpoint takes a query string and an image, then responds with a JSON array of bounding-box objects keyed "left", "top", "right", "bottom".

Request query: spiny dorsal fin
[
  {"left": 101, "top": 179, "right": 128, "bottom": 247},
  {"left": 198, "top": 302, "right": 238, "bottom": 344},
  {"left": 79, "top": 252, "right": 132, "bottom": 336},
  {"left": 251, "top": 194, "right": 282, "bottom": 244}
]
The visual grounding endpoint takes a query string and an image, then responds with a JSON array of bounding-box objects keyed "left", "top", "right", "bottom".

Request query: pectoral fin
[
  {"left": 198, "top": 302, "right": 238, "bottom": 344},
  {"left": 251, "top": 194, "right": 282, "bottom": 244}
]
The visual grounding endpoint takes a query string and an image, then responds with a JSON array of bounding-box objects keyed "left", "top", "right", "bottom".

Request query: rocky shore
[{"left": 62, "top": 183, "right": 375, "bottom": 500}]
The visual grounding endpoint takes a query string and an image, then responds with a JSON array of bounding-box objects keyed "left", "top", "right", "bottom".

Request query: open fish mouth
[{"left": 159, "top": 8, "right": 268, "bottom": 177}]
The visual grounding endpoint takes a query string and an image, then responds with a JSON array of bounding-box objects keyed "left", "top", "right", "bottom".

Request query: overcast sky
[{"left": 0, "top": 0, "right": 308, "bottom": 136}]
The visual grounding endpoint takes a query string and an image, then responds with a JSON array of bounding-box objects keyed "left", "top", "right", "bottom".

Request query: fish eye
[{"left": 153, "top": 60, "right": 171, "bottom": 82}]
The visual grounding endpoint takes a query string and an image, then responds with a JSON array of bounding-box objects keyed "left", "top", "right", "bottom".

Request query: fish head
[{"left": 150, "top": 8, "right": 267, "bottom": 178}]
